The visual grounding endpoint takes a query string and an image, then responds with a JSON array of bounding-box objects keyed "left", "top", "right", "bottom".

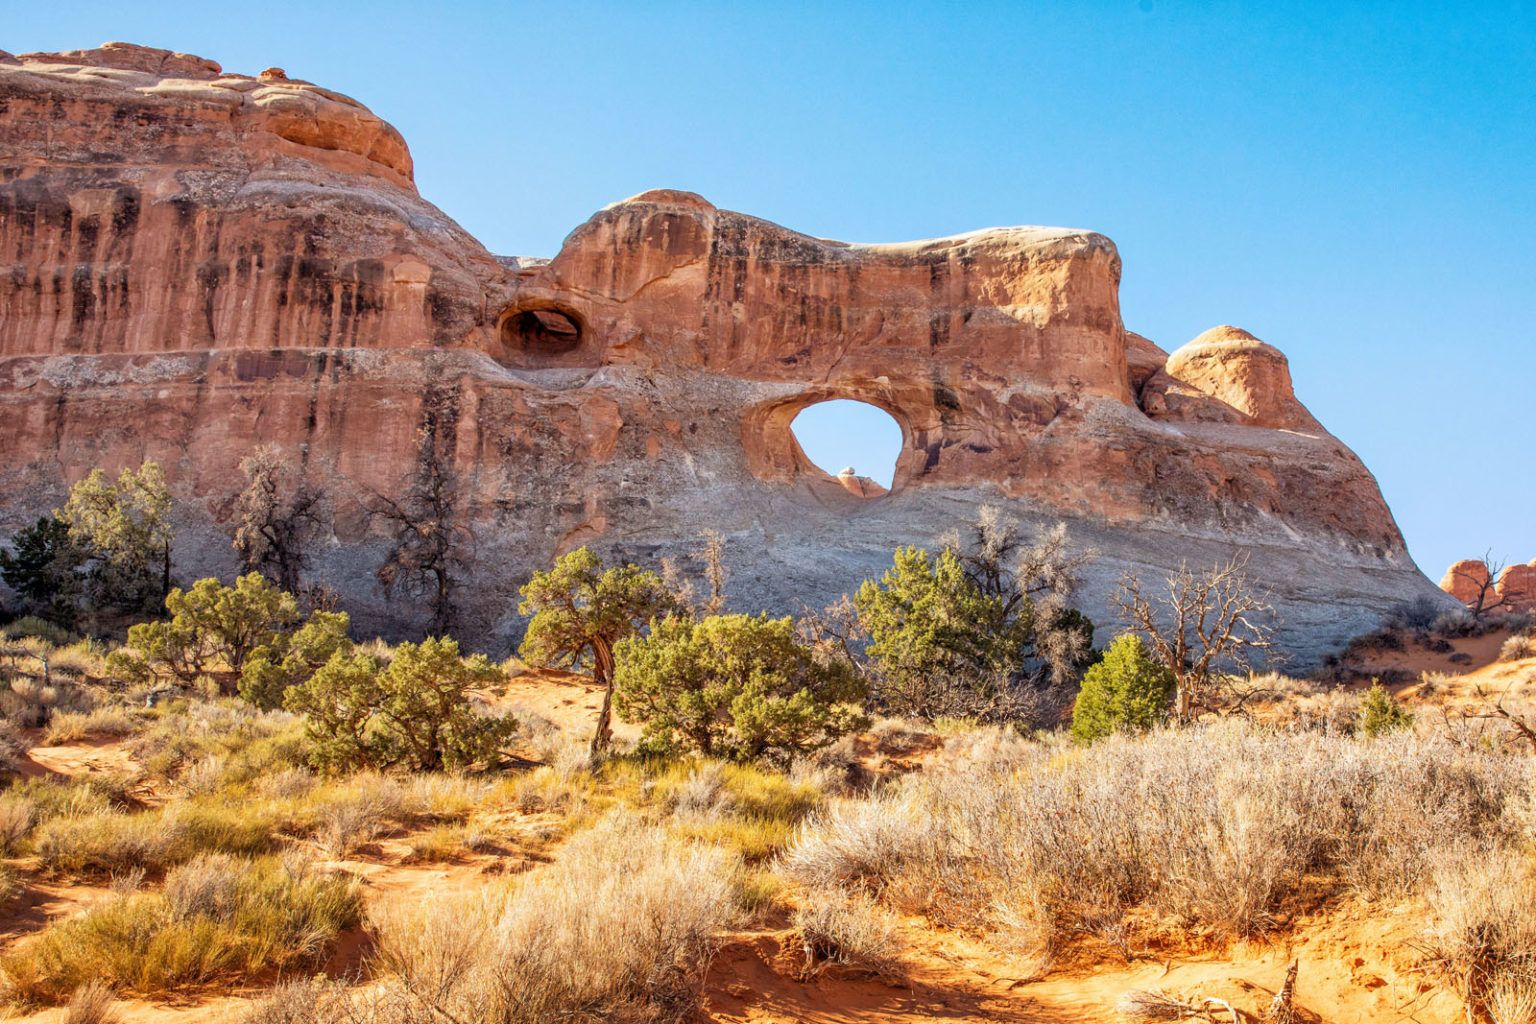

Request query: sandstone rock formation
[
  {"left": 0, "top": 43, "right": 1453, "bottom": 663},
  {"left": 1440, "top": 558, "right": 1536, "bottom": 614}
]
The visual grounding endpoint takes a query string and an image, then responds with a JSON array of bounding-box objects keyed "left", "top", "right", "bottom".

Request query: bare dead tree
[
  {"left": 233, "top": 445, "right": 326, "bottom": 594},
  {"left": 658, "top": 555, "right": 695, "bottom": 611},
  {"left": 944, "top": 508, "right": 1097, "bottom": 687},
  {"left": 797, "top": 594, "right": 869, "bottom": 688},
  {"left": 699, "top": 529, "right": 728, "bottom": 616},
  {"left": 1451, "top": 549, "right": 1508, "bottom": 617},
  {"left": 1461, "top": 684, "right": 1536, "bottom": 752},
  {"left": 946, "top": 508, "right": 1090, "bottom": 613},
  {"left": 658, "top": 530, "right": 730, "bottom": 618},
  {"left": 1117, "top": 556, "right": 1277, "bottom": 724}
]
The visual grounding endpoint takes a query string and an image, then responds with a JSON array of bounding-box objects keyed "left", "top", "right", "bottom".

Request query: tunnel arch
[
  {"left": 790, "top": 399, "right": 903, "bottom": 499},
  {"left": 743, "top": 387, "right": 928, "bottom": 503}
]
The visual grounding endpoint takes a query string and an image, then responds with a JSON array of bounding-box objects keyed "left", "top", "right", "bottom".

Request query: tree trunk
[
  {"left": 589, "top": 636, "right": 617, "bottom": 759},
  {"left": 1175, "top": 676, "right": 1194, "bottom": 724}
]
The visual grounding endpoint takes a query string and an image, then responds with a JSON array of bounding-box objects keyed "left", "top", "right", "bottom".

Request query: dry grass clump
[
  {"left": 0, "top": 674, "right": 93, "bottom": 731},
  {"left": 236, "top": 978, "right": 367, "bottom": 1024},
  {"left": 32, "top": 799, "right": 282, "bottom": 877},
  {"left": 793, "top": 886, "right": 903, "bottom": 978},
  {"left": 636, "top": 759, "right": 824, "bottom": 862},
  {"left": 366, "top": 810, "right": 738, "bottom": 1023},
  {"left": 61, "top": 980, "right": 123, "bottom": 1024},
  {"left": 43, "top": 706, "right": 140, "bottom": 745},
  {"left": 129, "top": 701, "right": 309, "bottom": 790},
  {"left": 868, "top": 717, "right": 937, "bottom": 756},
  {"left": 1501, "top": 630, "right": 1536, "bottom": 663},
  {"left": 1423, "top": 847, "right": 1536, "bottom": 1024},
  {"left": 308, "top": 772, "right": 489, "bottom": 857},
  {"left": 1, "top": 852, "right": 360, "bottom": 1004},
  {"left": 783, "top": 721, "right": 1529, "bottom": 953},
  {"left": 0, "top": 795, "right": 36, "bottom": 853}
]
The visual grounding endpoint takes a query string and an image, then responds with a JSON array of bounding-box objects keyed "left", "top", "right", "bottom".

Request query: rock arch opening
[
  {"left": 499, "top": 305, "right": 584, "bottom": 356},
  {"left": 790, "top": 399, "right": 904, "bottom": 499}
]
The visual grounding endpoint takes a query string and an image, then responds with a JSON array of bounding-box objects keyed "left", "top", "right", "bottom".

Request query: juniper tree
[
  {"left": 613, "top": 612, "right": 866, "bottom": 762},
  {"left": 518, "top": 547, "right": 680, "bottom": 757}
]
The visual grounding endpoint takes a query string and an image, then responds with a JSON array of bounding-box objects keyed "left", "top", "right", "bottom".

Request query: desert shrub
[
  {"left": 0, "top": 794, "right": 37, "bottom": 853},
  {"left": 1433, "top": 609, "right": 1488, "bottom": 638},
  {"left": 1501, "top": 631, "right": 1536, "bottom": 663},
  {"left": 1386, "top": 595, "right": 1448, "bottom": 631},
  {"left": 108, "top": 574, "right": 301, "bottom": 688},
  {"left": 1, "top": 852, "right": 360, "bottom": 1004},
  {"left": 793, "top": 886, "right": 902, "bottom": 976},
  {"left": 1358, "top": 682, "right": 1414, "bottom": 737},
  {"left": 854, "top": 546, "right": 1028, "bottom": 721},
  {"left": 62, "top": 980, "right": 122, "bottom": 1024},
  {"left": 1, "top": 615, "right": 73, "bottom": 646},
  {"left": 779, "top": 789, "right": 930, "bottom": 893},
  {"left": 783, "top": 722, "right": 1530, "bottom": 946},
  {"left": 369, "top": 810, "right": 738, "bottom": 1023},
  {"left": 43, "top": 706, "right": 140, "bottom": 745},
  {"left": 314, "top": 792, "right": 389, "bottom": 858},
  {"left": 239, "top": 610, "right": 352, "bottom": 711},
  {"left": 0, "top": 719, "right": 27, "bottom": 772},
  {"left": 1423, "top": 846, "right": 1536, "bottom": 1024},
  {"left": 237, "top": 978, "right": 356, "bottom": 1024},
  {"left": 285, "top": 637, "right": 514, "bottom": 772},
  {"left": 1069, "top": 633, "right": 1174, "bottom": 743},
  {"left": 613, "top": 613, "right": 867, "bottom": 763},
  {"left": 257, "top": 766, "right": 317, "bottom": 800}
]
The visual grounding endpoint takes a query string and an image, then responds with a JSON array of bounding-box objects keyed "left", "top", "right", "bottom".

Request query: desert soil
[{"left": 2, "top": 634, "right": 1532, "bottom": 1023}]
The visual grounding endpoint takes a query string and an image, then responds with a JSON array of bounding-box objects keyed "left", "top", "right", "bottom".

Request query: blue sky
[{"left": 9, "top": 2, "right": 1532, "bottom": 578}]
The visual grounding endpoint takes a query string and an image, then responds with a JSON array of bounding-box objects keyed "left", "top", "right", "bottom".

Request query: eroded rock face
[
  {"left": 0, "top": 44, "right": 1452, "bottom": 664},
  {"left": 1441, "top": 559, "right": 1536, "bottom": 613}
]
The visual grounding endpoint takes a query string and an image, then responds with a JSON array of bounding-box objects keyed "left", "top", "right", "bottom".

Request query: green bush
[
  {"left": 110, "top": 574, "right": 301, "bottom": 688},
  {"left": 0, "top": 517, "right": 83, "bottom": 626},
  {"left": 1, "top": 853, "right": 360, "bottom": 1004},
  {"left": 285, "top": 636, "right": 514, "bottom": 772},
  {"left": 854, "top": 546, "right": 1028, "bottom": 720},
  {"left": 57, "top": 460, "right": 174, "bottom": 615},
  {"left": 239, "top": 610, "right": 352, "bottom": 710},
  {"left": 614, "top": 613, "right": 866, "bottom": 762},
  {"left": 518, "top": 546, "right": 680, "bottom": 755},
  {"left": 1358, "top": 681, "right": 1414, "bottom": 737},
  {"left": 1070, "top": 633, "right": 1174, "bottom": 744}
]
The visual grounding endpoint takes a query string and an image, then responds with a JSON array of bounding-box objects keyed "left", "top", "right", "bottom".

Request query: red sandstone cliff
[{"left": 0, "top": 43, "right": 1451, "bottom": 659}]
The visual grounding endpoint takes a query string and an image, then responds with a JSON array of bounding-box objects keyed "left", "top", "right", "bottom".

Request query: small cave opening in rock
[
  {"left": 790, "top": 399, "right": 903, "bottom": 499},
  {"left": 501, "top": 306, "right": 584, "bottom": 355}
]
